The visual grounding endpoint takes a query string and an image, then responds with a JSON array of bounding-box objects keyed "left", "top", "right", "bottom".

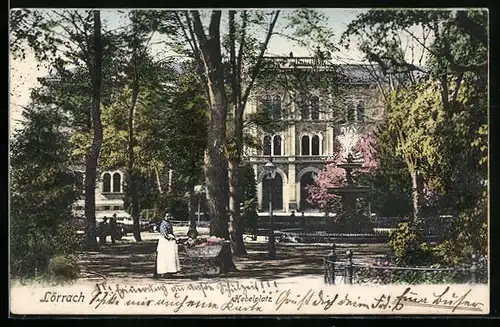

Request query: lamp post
[
  {"left": 264, "top": 158, "right": 277, "bottom": 259},
  {"left": 194, "top": 185, "right": 206, "bottom": 225}
]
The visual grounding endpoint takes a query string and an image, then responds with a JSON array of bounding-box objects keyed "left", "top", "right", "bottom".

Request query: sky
[{"left": 9, "top": 8, "right": 426, "bottom": 135}]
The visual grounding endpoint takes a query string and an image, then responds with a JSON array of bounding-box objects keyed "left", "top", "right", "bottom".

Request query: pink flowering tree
[{"left": 306, "top": 131, "right": 378, "bottom": 216}]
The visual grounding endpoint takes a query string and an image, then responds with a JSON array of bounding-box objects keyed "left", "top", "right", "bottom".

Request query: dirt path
[{"left": 77, "top": 237, "right": 390, "bottom": 282}]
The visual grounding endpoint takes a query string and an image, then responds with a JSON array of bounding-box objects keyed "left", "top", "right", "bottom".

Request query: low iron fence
[
  {"left": 323, "top": 245, "right": 488, "bottom": 285},
  {"left": 245, "top": 216, "right": 453, "bottom": 236},
  {"left": 167, "top": 215, "right": 453, "bottom": 238},
  {"left": 170, "top": 220, "right": 210, "bottom": 228}
]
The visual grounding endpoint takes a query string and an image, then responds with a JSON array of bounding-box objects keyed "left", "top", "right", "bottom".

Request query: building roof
[
  {"left": 262, "top": 56, "right": 427, "bottom": 85},
  {"left": 340, "top": 64, "right": 385, "bottom": 84}
]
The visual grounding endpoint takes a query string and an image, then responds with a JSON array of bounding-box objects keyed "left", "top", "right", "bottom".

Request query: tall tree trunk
[
  {"left": 204, "top": 96, "right": 236, "bottom": 271},
  {"left": 128, "top": 170, "right": 141, "bottom": 241},
  {"left": 203, "top": 97, "right": 229, "bottom": 239},
  {"left": 228, "top": 102, "right": 246, "bottom": 255},
  {"left": 84, "top": 10, "right": 103, "bottom": 251},
  {"left": 153, "top": 164, "right": 163, "bottom": 194},
  {"left": 227, "top": 11, "right": 245, "bottom": 255},
  {"left": 204, "top": 131, "right": 236, "bottom": 271},
  {"left": 128, "top": 57, "right": 141, "bottom": 242},
  {"left": 191, "top": 10, "right": 236, "bottom": 272},
  {"left": 411, "top": 169, "right": 424, "bottom": 222},
  {"left": 229, "top": 159, "right": 246, "bottom": 255}
]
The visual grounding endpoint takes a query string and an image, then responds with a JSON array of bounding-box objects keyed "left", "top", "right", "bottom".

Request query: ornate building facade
[
  {"left": 72, "top": 169, "right": 129, "bottom": 219},
  {"left": 243, "top": 56, "right": 384, "bottom": 216}
]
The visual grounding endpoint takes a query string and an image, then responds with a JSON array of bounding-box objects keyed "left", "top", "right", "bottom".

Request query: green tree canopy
[{"left": 10, "top": 104, "right": 81, "bottom": 277}]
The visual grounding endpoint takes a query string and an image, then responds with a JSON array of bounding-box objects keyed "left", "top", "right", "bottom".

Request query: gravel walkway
[{"left": 77, "top": 232, "right": 391, "bottom": 283}]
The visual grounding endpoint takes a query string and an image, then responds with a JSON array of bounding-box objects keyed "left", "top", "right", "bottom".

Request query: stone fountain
[{"left": 327, "top": 126, "right": 373, "bottom": 233}]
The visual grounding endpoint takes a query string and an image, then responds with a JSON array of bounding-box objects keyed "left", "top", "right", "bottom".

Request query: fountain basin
[
  {"left": 336, "top": 162, "right": 363, "bottom": 170},
  {"left": 328, "top": 186, "right": 371, "bottom": 195}
]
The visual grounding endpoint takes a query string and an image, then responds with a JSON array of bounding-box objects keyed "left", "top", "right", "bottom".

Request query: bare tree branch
[
  {"left": 176, "top": 11, "right": 210, "bottom": 99},
  {"left": 190, "top": 10, "right": 208, "bottom": 49},
  {"left": 241, "top": 10, "right": 280, "bottom": 109}
]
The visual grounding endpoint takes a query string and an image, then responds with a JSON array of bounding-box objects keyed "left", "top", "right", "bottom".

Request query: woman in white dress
[{"left": 155, "top": 214, "right": 180, "bottom": 278}]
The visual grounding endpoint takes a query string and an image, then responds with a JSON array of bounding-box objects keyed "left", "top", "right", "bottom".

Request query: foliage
[
  {"left": 164, "top": 192, "right": 190, "bottom": 221},
  {"left": 385, "top": 77, "right": 486, "bottom": 216},
  {"left": 368, "top": 123, "right": 413, "bottom": 217},
  {"left": 388, "top": 222, "right": 435, "bottom": 266},
  {"left": 341, "top": 9, "right": 487, "bottom": 78},
  {"left": 342, "top": 9, "right": 487, "bottom": 221},
  {"left": 123, "top": 171, "right": 161, "bottom": 217},
  {"left": 17, "top": 10, "right": 125, "bottom": 131},
  {"left": 433, "top": 194, "right": 488, "bottom": 266},
  {"left": 10, "top": 9, "right": 43, "bottom": 60},
  {"left": 67, "top": 58, "right": 207, "bottom": 219},
  {"left": 10, "top": 105, "right": 81, "bottom": 278},
  {"left": 47, "top": 254, "right": 80, "bottom": 281},
  {"left": 386, "top": 81, "right": 442, "bottom": 173},
  {"left": 158, "top": 67, "right": 208, "bottom": 185},
  {"left": 13, "top": 9, "right": 129, "bottom": 248}
]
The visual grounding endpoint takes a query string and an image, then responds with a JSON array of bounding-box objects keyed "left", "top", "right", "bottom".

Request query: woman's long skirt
[{"left": 156, "top": 237, "right": 181, "bottom": 274}]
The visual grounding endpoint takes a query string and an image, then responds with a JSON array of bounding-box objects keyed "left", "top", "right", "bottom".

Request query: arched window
[
  {"left": 300, "top": 94, "right": 310, "bottom": 120},
  {"left": 262, "top": 173, "right": 283, "bottom": 211},
  {"left": 263, "top": 135, "right": 272, "bottom": 155},
  {"left": 357, "top": 101, "right": 365, "bottom": 122},
  {"left": 301, "top": 135, "right": 310, "bottom": 155},
  {"left": 311, "top": 135, "right": 320, "bottom": 155},
  {"left": 263, "top": 135, "right": 283, "bottom": 156},
  {"left": 273, "top": 95, "right": 282, "bottom": 120},
  {"left": 103, "top": 173, "right": 111, "bottom": 193},
  {"left": 112, "top": 173, "right": 121, "bottom": 193},
  {"left": 261, "top": 95, "right": 272, "bottom": 116},
  {"left": 347, "top": 102, "right": 355, "bottom": 123},
  {"left": 311, "top": 96, "right": 320, "bottom": 120},
  {"left": 273, "top": 135, "right": 282, "bottom": 156}
]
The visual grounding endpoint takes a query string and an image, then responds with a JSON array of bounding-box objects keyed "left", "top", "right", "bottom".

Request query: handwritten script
[
  {"left": 11, "top": 281, "right": 488, "bottom": 315},
  {"left": 274, "top": 285, "right": 485, "bottom": 313}
]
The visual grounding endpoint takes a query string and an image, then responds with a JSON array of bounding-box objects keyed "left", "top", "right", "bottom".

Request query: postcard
[{"left": 9, "top": 7, "right": 489, "bottom": 316}]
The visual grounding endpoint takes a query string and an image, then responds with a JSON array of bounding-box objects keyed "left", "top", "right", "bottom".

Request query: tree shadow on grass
[{"left": 77, "top": 240, "right": 390, "bottom": 281}]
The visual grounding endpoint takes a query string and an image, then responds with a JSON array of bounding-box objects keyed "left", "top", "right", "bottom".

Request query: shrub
[
  {"left": 10, "top": 105, "right": 81, "bottom": 279},
  {"left": 433, "top": 201, "right": 488, "bottom": 266},
  {"left": 388, "top": 222, "right": 435, "bottom": 266},
  {"left": 10, "top": 212, "right": 81, "bottom": 279},
  {"left": 47, "top": 254, "right": 80, "bottom": 281}
]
